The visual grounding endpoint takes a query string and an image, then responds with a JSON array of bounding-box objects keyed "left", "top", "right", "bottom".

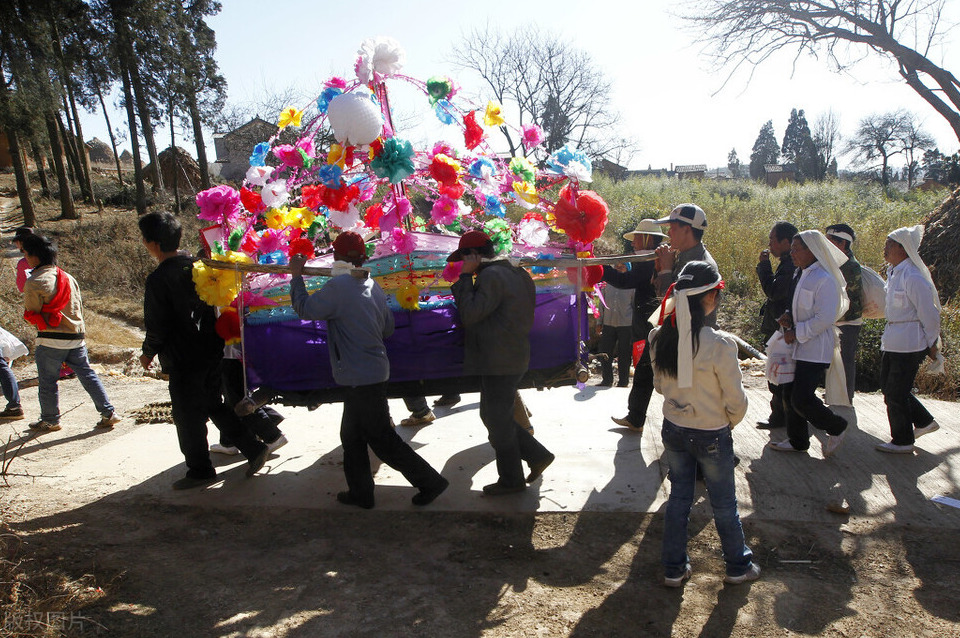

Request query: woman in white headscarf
[
  {"left": 649, "top": 261, "right": 759, "bottom": 588},
  {"left": 769, "top": 230, "right": 850, "bottom": 458},
  {"left": 876, "top": 225, "right": 942, "bottom": 453}
]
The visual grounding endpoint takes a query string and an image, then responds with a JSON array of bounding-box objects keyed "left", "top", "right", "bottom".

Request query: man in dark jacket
[
  {"left": 826, "top": 223, "right": 863, "bottom": 403},
  {"left": 138, "top": 212, "right": 269, "bottom": 490},
  {"left": 756, "top": 221, "right": 798, "bottom": 430},
  {"left": 449, "top": 230, "right": 554, "bottom": 495},
  {"left": 602, "top": 219, "right": 665, "bottom": 433}
]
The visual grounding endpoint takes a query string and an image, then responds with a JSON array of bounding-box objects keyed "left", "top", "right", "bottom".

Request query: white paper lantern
[{"left": 327, "top": 92, "right": 383, "bottom": 146}]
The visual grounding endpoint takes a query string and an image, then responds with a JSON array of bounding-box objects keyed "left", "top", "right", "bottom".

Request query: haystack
[
  {"left": 143, "top": 146, "right": 203, "bottom": 194},
  {"left": 85, "top": 137, "right": 114, "bottom": 164},
  {"left": 920, "top": 185, "right": 960, "bottom": 301}
]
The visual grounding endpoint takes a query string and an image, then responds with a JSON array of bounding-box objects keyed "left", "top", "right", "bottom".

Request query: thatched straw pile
[
  {"left": 921, "top": 185, "right": 960, "bottom": 302},
  {"left": 143, "top": 146, "right": 203, "bottom": 194}
]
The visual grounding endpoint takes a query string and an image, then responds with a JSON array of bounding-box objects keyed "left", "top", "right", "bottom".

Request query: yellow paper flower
[
  {"left": 289, "top": 206, "right": 316, "bottom": 229},
  {"left": 483, "top": 101, "right": 505, "bottom": 127},
  {"left": 278, "top": 107, "right": 303, "bottom": 129},
  {"left": 192, "top": 259, "right": 242, "bottom": 308},
  {"left": 512, "top": 180, "right": 540, "bottom": 204},
  {"left": 545, "top": 210, "right": 566, "bottom": 235},
  {"left": 328, "top": 144, "right": 346, "bottom": 168},
  {"left": 264, "top": 207, "right": 288, "bottom": 230},
  {"left": 397, "top": 282, "right": 421, "bottom": 311}
]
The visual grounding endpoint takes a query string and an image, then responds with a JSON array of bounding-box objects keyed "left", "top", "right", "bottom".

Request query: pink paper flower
[
  {"left": 441, "top": 260, "right": 463, "bottom": 283},
  {"left": 431, "top": 195, "right": 459, "bottom": 225},
  {"left": 196, "top": 185, "right": 241, "bottom": 226},
  {"left": 390, "top": 227, "right": 417, "bottom": 254},
  {"left": 274, "top": 144, "right": 304, "bottom": 168},
  {"left": 522, "top": 124, "right": 544, "bottom": 151},
  {"left": 258, "top": 228, "right": 282, "bottom": 255},
  {"left": 325, "top": 76, "right": 347, "bottom": 89},
  {"left": 296, "top": 137, "right": 316, "bottom": 158}
]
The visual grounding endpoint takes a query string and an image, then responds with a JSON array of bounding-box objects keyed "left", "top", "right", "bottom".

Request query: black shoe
[
  {"left": 526, "top": 453, "right": 555, "bottom": 483},
  {"left": 756, "top": 419, "right": 781, "bottom": 430},
  {"left": 412, "top": 477, "right": 449, "bottom": 506},
  {"left": 245, "top": 445, "right": 269, "bottom": 477},
  {"left": 596, "top": 379, "right": 613, "bottom": 387},
  {"left": 172, "top": 473, "right": 218, "bottom": 490},
  {"left": 616, "top": 381, "right": 630, "bottom": 387},
  {"left": 433, "top": 395, "right": 461, "bottom": 408},
  {"left": 482, "top": 482, "right": 526, "bottom": 496},
  {"left": 337, "top": 491, "right": 374, "bottom": 509}
]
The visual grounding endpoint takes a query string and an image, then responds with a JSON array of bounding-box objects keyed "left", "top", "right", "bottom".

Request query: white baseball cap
[{"left": 655, "top": 203, "right": 708, "bottom": 231}]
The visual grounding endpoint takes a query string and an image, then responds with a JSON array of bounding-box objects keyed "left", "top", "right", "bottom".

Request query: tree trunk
[
  {"left": 120, "top": 64, "right": 146, "bottom": 215},
  {"left": 66, "top": 87, "right": 95, "bottom": 201},
  {"left": 96, "top": 83, "right": 124, "bottom": 186},
  {"left": 128, "top": 53, "right": 162, "bottom": 193},
  {"left": 186, "top": 91, "right": 210, "bottom": 190},
  {"left": 49, "top": 15, "right": 94, "bottom": 202},
  {"left": 169, "top": 96, "right": 181, "bottom": 214},
  {"left": 57, "top": 109, "right": 88, "bottom": 200},
  {"left": 4, "top": 128, "right": 37, "bottom": 227},
  {"left": 29, "top": 141, "right": 51, "bottom": 198},
  {"left": 45, "top": 111, "right": 77, "bottom": 219}
]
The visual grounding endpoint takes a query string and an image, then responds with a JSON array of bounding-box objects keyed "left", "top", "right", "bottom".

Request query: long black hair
[{"left": 651, "top": 261, "right": 720, "bottom": 378}]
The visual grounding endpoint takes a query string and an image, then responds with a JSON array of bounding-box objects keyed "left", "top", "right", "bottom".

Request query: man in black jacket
[
  {"left": 756, "top": 220, "right": 798, "bottom": 430},
  {"left": 603, "top": 219, "right": 665, "bottom": 433}
]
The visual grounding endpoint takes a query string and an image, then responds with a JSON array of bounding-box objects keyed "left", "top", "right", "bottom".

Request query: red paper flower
[
  {"left": 429, "top": 154, "right": 460, "bottom": 187},
  {"left": 464, "top": 111, "right": 484, "bottom": 150},
  {"left": 439, "top": 182, "right": 465, "bottom": 199},
  {"left": 565, "top": 264, "right": 604, "bottom": 289},
  {"left": 364, "top": 203, "right": 385, "bottom": 229},
  {"left": 288, "top": 236, "right": 315, "bottom": 258},
  {"left": 321, "top": 183, "right": 361, "bottom": 212},
  {"left": 239, "top": 187, "right": 265, "bottom": 214},
  {"left": 215, "top": 307, "right": 241, "bottom": 345},
  {"left": 301, "top": 184, "right": 323, "bottom": 210},
  {"left": 552, "top": 184, "right": 609, "bottom": 245}
]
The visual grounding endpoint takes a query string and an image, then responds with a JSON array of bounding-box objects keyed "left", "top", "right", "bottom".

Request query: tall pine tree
[
  {"left": 749, "top": 120, "right": 779, "bottom": 179},
  {"left": 781, "top": 108, "right": 818, "bottom": 181}
]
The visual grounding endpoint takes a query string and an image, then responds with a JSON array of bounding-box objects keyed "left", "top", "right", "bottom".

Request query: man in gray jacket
[
  {"left": 449, "top": 231, "right": 554, "bottom": 495},
  {"left": 654, "top": 204, "right": 719, "bottom": 326}
]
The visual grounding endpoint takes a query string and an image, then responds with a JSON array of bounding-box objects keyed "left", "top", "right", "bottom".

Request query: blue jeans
[
  {"left": 35, "top": 344, "right": 114, "bottom": 425},
  {"left": 0, "top": 357, "right": 20, "bottom": 409},
  {"left": 660, "top": 419, "right": 753, "bottom": 578}
]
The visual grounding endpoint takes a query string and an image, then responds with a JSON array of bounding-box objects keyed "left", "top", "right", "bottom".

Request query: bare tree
[
  {"left": 900, "top": 113, "right": 935, "bottom": 187},
  {"left": 685, "top": 1, "right": 960, "bottom": 142},
  {"left": 845, "top": 110, "right": 909, "bottom": 185},
  {"left": 451, "top": 25, "right": 637, "bottom": 163},
  {"left": 812, "top": 110, "right": 841, "bottom": 180}
]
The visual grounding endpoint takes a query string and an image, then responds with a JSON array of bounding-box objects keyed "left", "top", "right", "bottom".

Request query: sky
[{"left": 79, "top": 0, "right": 960, "bottom": 171}]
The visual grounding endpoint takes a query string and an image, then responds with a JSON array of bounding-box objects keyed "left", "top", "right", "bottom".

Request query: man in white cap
[
  {"left": 769, "top": 230, "right": 849, "bottom": 457},
  {"left": 876, "top": 226, "right": 941, "bottom": 453},
  {"left": 654, "top": 204, "right": 719, "bottom": 326},
  {"left": 825, "top": 223, "right": 863, "bottom": 404},
  {"left": 602, "top": 219, "right": 665, "bottom": 432}
]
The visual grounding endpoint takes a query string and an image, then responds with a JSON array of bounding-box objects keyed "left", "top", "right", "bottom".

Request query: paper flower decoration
[
  {"left": 484, "top": 195, "right": 506, "bottom": 218},
  {"left": 546, "top": 143, "right": 593, "bottom": 182},
  {"left": 288, "top": 236, "right": 315, "bottom": 258},
  {"left": 509, "top": 156, "right": 536, "bottom": 182},
  {"left": 390, "top": 227, "right": 417, "bottom": 254},
  {"left": 355, "top": 36, "right": 406, "bottom": 84},
  {"left": 370, "top": 137, "right": 415, "bottom": 184},
  {"left": 260, "top": 180, "right": 289, "bottom": 209},
  {"left": 566, "top": 265, "right": 604, "bottom": 291},
  {"left": 429, "top": 154, "right": 461, "bottom": 186},
  {"left": 531, "top": 253, "right": 556, "bottom": 275},
  {"left": 552, "top": 184, "right": 609, "bottom": 245},
  {"left": 192, "top": 253, "right": 250, "bottom": 307},
  {"left": 239, "top": 187, "right": 265, "bottom": 214},
  {"left": 328, "top": 204, "right": 362, "bottom": 230},
  {"left": 258, "top": 228, "right": 282, "bottom": 255},
  {"left": 484, "top": 219, "right": 513, "bottom": 255},
  {"left": 464, "top": 111, "right": 484, "bottom": 150},
  {"left": 512, "top": 180, "right": 539, "bottom": 205},
  {"left": 317, "top": 164, "right": 343, "bottom": 188},
  {"left": 426, "top": 76, "right": 455, "bottom": 105},
  {"left": 434, "top": 99, "right": 457, "bottom": 125},
  {"left": 245, "top": 165, "right": 274, "bottom": 186},
  {"left": 278, "top": 107, "right": 303, "bottom": 129},
  {"left": 469, "top": 157, "right": 496, "bottom": 180},
  {"left": 522, "top": 124, "right": 544, "bottom": 151},
  {"left": 317, "top": 86, "right": 343, "bottom": 114},
  {"left": 274, "top": 144, "right": 305, "bottom": 168},
  {"left": 327, "top": 91, "right": 383, "bottom": 146},
  {"left": 441, "top": 260, "right": 463, "bottom": 283},
  {"left": 215, "top": 307, "right": 242, "bottom": 345},
  {"left": 364, "top": 203, "right": 385, "bottom": 229},
  {"left": 431, "top": 195, "right": 459, "bottom": 225},
  {"left": 484, "top": 101, "right": 505, "bottom": 127},
  {"left": 196, "top": 185, "right": 241, "bottom": 226},
  {"left": 249, "top": 142, "right": 270, "bottom": 167},
  {"left": 518, "top": 213, "right": 550, "bottom": 246},
  {"left": 397, "top": 281, "right": 420, "bottom": 311}
]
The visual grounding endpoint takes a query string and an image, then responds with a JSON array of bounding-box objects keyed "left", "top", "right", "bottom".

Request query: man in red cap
[
  {"left": 289, "top": 232, "right": 448, "bottom": 508},
  {"left": 449, "top": 230, "right": 555, "bottom": 495}
]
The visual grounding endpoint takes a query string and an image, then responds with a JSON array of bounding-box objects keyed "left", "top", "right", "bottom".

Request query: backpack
[{"left": 860, "top": 266, "right": 886, "bottom": 319}]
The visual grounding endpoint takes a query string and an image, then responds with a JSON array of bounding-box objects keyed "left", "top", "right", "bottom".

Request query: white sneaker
[
  {"left": 769, "top": 439, "right": 805, "bottom": 452},
  {"left": 209, "top": 443, "right": 240, "bottom": 455},
  {"left": 823, "top": 430, "right": 846, "bottom": 458},
  {"left": 400, "top": 411, "right": 436, "bottom": 427},
  {"left": 914, "top": 421, "right": 940, "bottom": 440},
  {"left": 266, "top": 434, "right": 288, "bottom": 453},
  {"left": 724, "top": 563, "right": 761, "bottom": 585},
  {"left": 663, "top": 565, "right": 692, "bottom": 588},
  {"left": 875, "top": 442, "right": 915, "bottom": 454}
]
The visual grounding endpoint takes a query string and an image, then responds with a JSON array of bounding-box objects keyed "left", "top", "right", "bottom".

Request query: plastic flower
[
  {"left": 551, "top": 183, "right": 609, "bottom": 244},
  {"left": 192, "top": 253, "right": 250, "bottom": 308},
  {"left": 258, "top": 228, "right": 282, "bottom": 255},
  {"left": 239, "top": 186, "right": 265, "bottom": 214},
  {"left": 278, "top": 107, "right": 303, "bottom": 129},
  {"left": 364, "top": 203, "right": 385, "bottom": 230},
  {"left": 463, "top": 111, "right": 485, "bottom": 150},
  {"left": 509, "top": 156, "right": 536, "bottom": 183},
  {"left": 260, "top": 180, "right": 289, "bottom": 209},
  {"left": 431, "top": 195, "right": 459, "bottom": 225},
  {"left": 317, "top": 86, "right": 343, "bottom": 114},
  {"left": 484, "top": 219, "right": 513, "bottom": 255},
  {"left": 390, "top": 227, "right": 417, "bottom": 254},
  {"left": 328, "top": 204, "right": 362, "bottom": 230},
  {"left": 274, "top": 144, "right": 304, "bottom": 168},
  {"left": 426, "top": 75, "right": 455, "bottom": 105},
  {"left": 546, "top": 143, "right": 593, "bottom": 182},
  {"left": 215, "top": 307, "right": 242, "bottom": 345},
  {"left": 434, "top": 99, "right": 457, "bottom": 125},
  {"left": 370, "top": 137, "right": 415, "bottom": 184},
  {"left": 521, "top": 124, "right": 544, "bottom": 151},
  {"left": 484, "top": 195, "right": 506, "bottom": 218},
  {"left": 397, "top": 281, "right": 420, "bottom": 311},
  {"left": 245, "top": 165, "right": 274, "bottom": 186},
  {"left": 512, "top": 180, "right": 539, "bottom": 205},
  {"left": 317, "top": 164, "right": 343, "bottom": 188},
  {"left": 518, "top": 212, "right": 550, "bottom": 246},
  {"left": 429, "top": 154, "right": 461, "bottom": 186},
  {"left": 249, "top": 142, "right": 270, "bottom": 167},
  {"left": 441, "top": 260, "right": 463, "bottom": 283},
  {"left": 355, "top": 36, "right": 405, "bottom": 84},
  {"left": 469, "top": 157, "right": 497, "bottom": 180},
  {"left": 287, "top": 236, "right": 315, "bottom": 259},
  {"left": 196, "top": 185, "right": 241, "bottom": 226},
  {"left": 483, "top": 101, "right": 505, "bottom": 127}
]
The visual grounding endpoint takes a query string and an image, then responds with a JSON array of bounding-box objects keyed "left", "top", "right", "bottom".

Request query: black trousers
[
  {"left": 880, "top": 350, "right": 934, "bottom": 445},
  {"left": 626, "top": 346, "right": 655, "bottom": 428},
  {"left": 479, "top": 374, "right": 552, "bottom": 487},
  {"left": 341, "top": 383, "right": 444, "bottom": 501},
  {"left": 599, "top": 325, "right": 633, "bottom": 384},
  {"left": 169, "top": 360, "right": 266, "bottom": 478},
  {"left": 786, "top": 360, "right": 847, "bottom": 449},
  {"left": 219, "top": 358, "right": 283, "bottom": 446}
]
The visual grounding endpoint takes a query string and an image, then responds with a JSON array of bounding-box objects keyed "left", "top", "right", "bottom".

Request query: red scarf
[{"left": 24, "top": 267, "right": 71, "bottom": 330}]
